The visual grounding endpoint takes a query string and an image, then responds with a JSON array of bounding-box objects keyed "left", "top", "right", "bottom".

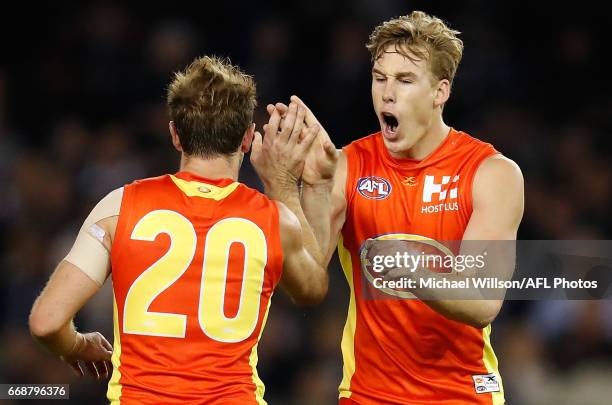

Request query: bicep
[
  {"left": 461, "top": 156, "right": 524, "bottom": 318},
  {"left": 463, "top": 155, "right": 524, "bottom": 240},
  {"left": 64, "top": 188, "right": 122, "bottom": 284}
]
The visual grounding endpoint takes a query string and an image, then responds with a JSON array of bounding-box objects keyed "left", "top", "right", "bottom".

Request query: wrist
[
  {"left": 263, "top": 175, "right": 299, "bottom": 198},
  {"left": 302, "top": 179, "right": 333, "bottom": 192},
  {"left": 264, "top": 182, "right": 300, "bottom": 203},
  {"left": 68, "top": 332, "right": 85, "bottom": 356}
]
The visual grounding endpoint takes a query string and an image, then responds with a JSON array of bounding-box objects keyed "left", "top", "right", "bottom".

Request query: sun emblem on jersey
[{"left": 357, "top": 176, "right": 392, "bottom": 200}]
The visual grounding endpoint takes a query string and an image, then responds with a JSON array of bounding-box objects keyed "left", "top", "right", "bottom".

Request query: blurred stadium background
[{"left": 1, "top": 1, "right": 610, "bottom": 404}]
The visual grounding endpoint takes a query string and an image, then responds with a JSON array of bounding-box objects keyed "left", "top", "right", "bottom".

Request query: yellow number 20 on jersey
[{"left": 123, "top": 210, "right": 267, "bottom": 343}]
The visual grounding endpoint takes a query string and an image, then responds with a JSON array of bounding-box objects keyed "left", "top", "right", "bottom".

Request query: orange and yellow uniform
[
  {"left": 107, "top": 171, "right": 282, "bottom": 404},
  {"left": 339, "top": 129, "right": 504, "bottom": 404}
]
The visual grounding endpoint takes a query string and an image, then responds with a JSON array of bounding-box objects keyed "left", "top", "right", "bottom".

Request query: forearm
[
  {"left": 419, "top": 299, "right": 499, "bottom": 329},
  {"left": 301, "top": 183, "right": 332, "bottom": 261},
  {"left": 398, "top": 270, "right": 501, "bottom": 328},
  {"left": 265, "top": 181, "right": 325, "bottom": 267},
  {"left": 30, "top": 319, "right": 82, "bottom": 357}
]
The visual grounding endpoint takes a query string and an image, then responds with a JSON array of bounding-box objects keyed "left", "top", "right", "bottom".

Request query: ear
[
  {"left": 433, "top": 79, "right": 451, "bottom": 108},
  {"left": 169, "top": 121, "right": 183, "bottom": 152},
  {"left": 240, "top": 123, "right": 256, "bottom": 153}
]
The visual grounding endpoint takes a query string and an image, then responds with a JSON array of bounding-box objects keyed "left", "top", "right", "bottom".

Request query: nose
[{"left": 382, "top": 80, "right": 395, "bottom": 103}]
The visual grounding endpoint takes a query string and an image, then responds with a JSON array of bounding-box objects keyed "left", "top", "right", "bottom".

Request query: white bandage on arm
[{"left": 64, "top": 187, "right": 124, "bottom": 285}]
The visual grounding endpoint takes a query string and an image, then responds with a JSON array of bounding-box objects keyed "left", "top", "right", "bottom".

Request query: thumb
[
  {"left": 323, "top": 140, "right": 338, "bottom": 159},
  {"left": 99, "top": 334, "right": 113, "bottom": 353},
  {"left": 250, "top": 131, "right": 263, "bottom": 160}
]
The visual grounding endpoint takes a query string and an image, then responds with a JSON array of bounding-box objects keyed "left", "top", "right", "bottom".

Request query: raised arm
[
  {"left": 303, "top": 151, "right": 347, "bottom": 265},
  {"left": 250, "top": 101, "right": 336, "bottom": 305},
  {"left": 273, "top": 95, "right": 348, "bottom": 266},
  {"left": 275, "top": 201, "right": 328, "bottom": 305}
]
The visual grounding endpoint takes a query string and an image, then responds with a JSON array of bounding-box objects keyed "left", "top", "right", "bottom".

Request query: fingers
[
  {"left": 274, "top": 102, "right": 289, "bottom": 115},
  {"left": 250, "top": 131, "right": 263, "bottom": 161},
  {"left": 66, "top": 360, "right": 84, "bottom": 378},
  {"left": 279, "top": 103, "right": 298, "bottom": 143},
  {"left": 289, "top": 104, "right": 306, "bottom": 145},
  {"left": 384, "top": 267, "right": 404, "bottom": 280},
  {"left": 84, "top": 361, "right": 100, "bottom": 379},
  {"left": 265, "top": 109, "right": 282, "bottom": 140},
  {"left": 98, "top": 332, "right": 113, "bottom": 357},
  {"left": 296, "top": 124, "right": 320, "bottom": 156},
  {"left": 95, "top": 360, "right": 110, "bottom": 379},
  {"left": 290, "top": 95, "right": 318, "bottom": 127}
]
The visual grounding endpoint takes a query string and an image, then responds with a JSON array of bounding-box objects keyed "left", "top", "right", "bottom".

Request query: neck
[
  {"left": 179, "top": 153, "right": 241, "bottom": 181},
  {"left": 398, "top": 116, "right": 451, "bottom": 160}
]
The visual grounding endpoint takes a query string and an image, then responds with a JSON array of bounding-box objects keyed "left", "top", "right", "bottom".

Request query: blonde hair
[
  {"left": 366, "top": 11, "right": 464, "bottom": 87},
  {"left": 167, "top": 56, "right": 257, "bottom": 157}
]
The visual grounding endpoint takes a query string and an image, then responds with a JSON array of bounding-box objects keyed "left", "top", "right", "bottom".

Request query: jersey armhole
[
  {"left": 110, "top": 184, "right": 134, "bottom": 271},
  {"left": 270, "top": 200, "right": 284, "bottom": 288}
]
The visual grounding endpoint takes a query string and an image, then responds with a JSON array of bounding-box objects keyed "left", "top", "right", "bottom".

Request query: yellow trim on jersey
[
  {"left": 248, "top": 297, "right": 272, "bottom": 405},
  {"left": 338, "top": 235, "right": 357, "bottom": 399},
  {"left": 482, "top": 324, "right": 505, "bottom": 404},
  {"left": 170, "top": 175, "right": 239, "bottom": 200},
  {"left": 107, "top": 294, "right": 123, "bottom": 404}
]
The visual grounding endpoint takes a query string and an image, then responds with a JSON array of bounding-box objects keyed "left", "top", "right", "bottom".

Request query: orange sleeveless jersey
[
  {"left": 338, "top": 129, "right": 504, "bottom": 404},
  {"left": 107, "top": 171, "right": 283, "bottom": 404}
]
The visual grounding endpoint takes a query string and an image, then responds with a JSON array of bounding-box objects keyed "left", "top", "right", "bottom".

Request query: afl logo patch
[{"left": 357, "top": 176, "right": 392, "bottom": 200}]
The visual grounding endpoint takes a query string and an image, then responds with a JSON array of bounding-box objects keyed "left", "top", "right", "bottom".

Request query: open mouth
[{"left": 382, "top": 112, "right": 399, "bottom": 137}]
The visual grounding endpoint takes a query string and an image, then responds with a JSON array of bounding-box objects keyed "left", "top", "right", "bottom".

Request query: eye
[
  {"left": 374, "top": 75, "right": 386, "bottom": 82},
  {"left": 399, "top": 78, "right": 412, "bottom": 84}
]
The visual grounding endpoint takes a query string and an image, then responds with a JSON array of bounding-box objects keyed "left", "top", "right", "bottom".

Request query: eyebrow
[{"left": 372, "top": 67, "right": 418, "bottom": 80}]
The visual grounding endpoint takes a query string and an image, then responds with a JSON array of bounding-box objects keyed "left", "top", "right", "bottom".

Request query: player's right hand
[
  {"left": 251, "top": 102, "right": 319, "bottom": 193},
  {"left": 267, "top": 96, "right": 338, "bottom": 186},
  {"left": 61, "top": 331, "right": 113, "bottom": 380}
]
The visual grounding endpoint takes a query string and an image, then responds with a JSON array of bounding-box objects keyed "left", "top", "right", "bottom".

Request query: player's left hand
[
  {"left": 250, "top": 102, "right": 319, "bottom": 194},
  {"left": 363, "top": 239, "right": 414, "bottom": 282},
  {"left": 61, "top": 331, "right": 113, "bottom": 380},
  {"left": 267, "top": 96, "right": 339, "bottom": 187}
]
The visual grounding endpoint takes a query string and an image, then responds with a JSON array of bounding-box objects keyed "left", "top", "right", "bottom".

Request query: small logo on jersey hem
[
  {"left": 357, "top": 176, "right": 392, "bottom": 200},
  {"left": 472, "top": 373, "right": 500, "bottom": 394}
]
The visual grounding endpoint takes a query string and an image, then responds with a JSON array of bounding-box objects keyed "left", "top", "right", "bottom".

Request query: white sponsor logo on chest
[{"left": 421, "top": 174, "right": 460, "bottom": 214}]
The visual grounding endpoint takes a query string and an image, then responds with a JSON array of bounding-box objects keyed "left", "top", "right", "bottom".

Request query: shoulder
[
  {"left": 91, "top": 187, "right": 124, "bottom": 219},
  {"left": 129, "top": 174, "right": 171, "bottom": 186},
  {"left": 473, "top": 154, "right": 524, "bottom": 210},
  {"left": 476, "top": 154, "right": 523, "bottom": 185}
]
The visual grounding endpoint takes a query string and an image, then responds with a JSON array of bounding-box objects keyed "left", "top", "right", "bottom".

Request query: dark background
[{"left": 1, "top": 1, "right": 610, "bottom": 404}]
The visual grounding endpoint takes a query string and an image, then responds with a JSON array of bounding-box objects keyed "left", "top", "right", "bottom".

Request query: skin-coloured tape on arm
[{"left": 64, "top": 187, "right": 123, "bottom": 285}]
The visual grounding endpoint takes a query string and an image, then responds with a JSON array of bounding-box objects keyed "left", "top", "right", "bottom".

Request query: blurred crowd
[{"left": 1, "top": 1, "right": 610, "bottom": 404}]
